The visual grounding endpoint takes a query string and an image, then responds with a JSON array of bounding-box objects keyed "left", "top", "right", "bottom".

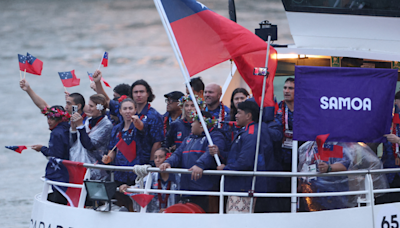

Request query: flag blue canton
[
  {"left": 18, "top": 54, "right": 26, "bottom": 64},
  {"left": 26, "top": 53, "right": 37, "bottom": 64},
  {"left": 323, "top": 144, "right": 334, "bottom": 150},
  {"left": 87, "top": 72, "right": 93, "bottom": 77},
  {"left": 103, "top": 52, "right": 108, "bottom": 59},
  {"left": 5, "top": 146, "right": 18, "bottom": 151},
  {"left": 160, "top": 0, "right": 209, "bottom": 23},
  {"left": 58, "top": 72, "right": 73, "bottom": 80}
]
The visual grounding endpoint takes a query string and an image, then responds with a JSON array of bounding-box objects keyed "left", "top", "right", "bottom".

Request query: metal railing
[{"left": 39, "top": 163, "right": 400, "bottom": 214}]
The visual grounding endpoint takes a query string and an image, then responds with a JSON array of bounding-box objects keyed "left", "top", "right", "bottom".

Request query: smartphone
[
  {"left": 253, "top": 67, "right": 267, "bottom": 76},
  {"left": 72, "top": 105, "right": 78, "bottom": 114}
]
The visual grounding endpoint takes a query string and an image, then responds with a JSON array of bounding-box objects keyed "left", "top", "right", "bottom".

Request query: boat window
[{"left": 281, "top": 0, "right": 400, "bottom": 17}]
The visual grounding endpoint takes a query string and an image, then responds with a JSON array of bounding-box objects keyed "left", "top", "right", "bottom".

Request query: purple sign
[{"left": 293, "top": 66, "right": 398, "bottom": 143}]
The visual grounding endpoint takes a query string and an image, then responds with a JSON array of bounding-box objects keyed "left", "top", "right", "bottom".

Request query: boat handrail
[{"left": 82, "top": 163, "right": 400, "bottom": 177}]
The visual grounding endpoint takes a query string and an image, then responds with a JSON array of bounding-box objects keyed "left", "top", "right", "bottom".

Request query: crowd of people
[{"left": 19, "top": 71, "right": 400, "bottom": 213}]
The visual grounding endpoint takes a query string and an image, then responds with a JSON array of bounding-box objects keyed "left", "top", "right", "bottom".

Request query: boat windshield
[{"left": 281, "top": 0, "right": 400, "bottom": 17}]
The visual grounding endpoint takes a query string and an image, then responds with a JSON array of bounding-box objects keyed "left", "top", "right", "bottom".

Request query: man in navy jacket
[
  {"left": 209, "top": 100, "right": 279, "bottom": 212},
  {"left": 160, "top": 111, "right": 228, "bottom": 212}
]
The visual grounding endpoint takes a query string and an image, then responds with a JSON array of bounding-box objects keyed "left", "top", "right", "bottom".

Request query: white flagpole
[
  {"left": 97, "top": 52, "right": 105, "bottom": 70},
  {"left": 154, "top": 0, "right": 221, "bottom": 166},
  {"left": 249, "top": 35, "right": 272, "bottom": 213},
  {"left": 220, "top": 62, "right": 237, "bottom": 101}
]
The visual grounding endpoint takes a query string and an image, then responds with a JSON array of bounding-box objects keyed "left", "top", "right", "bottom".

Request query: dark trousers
[
  {"left": 376, "top": 174, "right": 400, "bottom": 204},
  {"left": 181, "top": 195, "right": 209, "bottom": 213}
]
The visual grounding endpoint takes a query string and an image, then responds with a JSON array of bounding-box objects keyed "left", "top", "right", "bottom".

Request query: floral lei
[
  {"left": 41, "top": 107, "right": 71, "bottom": 122},
  {"left": 189, "top": 111, "right": 217, "bottom": 128},
  {"left": 118, "top": 95, "right": 129, "bottom": 103},
  {"left": 178, "top": 94, "right": 206, "bottom": 110}
]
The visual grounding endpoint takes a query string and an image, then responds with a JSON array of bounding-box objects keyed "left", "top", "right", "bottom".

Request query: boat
[{"left": 30, "top": 1, "right": 400, "bottom": 228}]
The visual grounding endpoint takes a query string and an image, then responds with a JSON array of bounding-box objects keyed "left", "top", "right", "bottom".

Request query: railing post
[
  {"left": 40, "top": 182, "right": 50, "bottom": 202},
  {"left": 140, "top": 172, "right": 153, "bottom": 213},
  {"left": 78, "top": 169, "right": 91, "bottom": 208},
  {"left": 219, "top": 175, "right": 225, "bottom": 214},
  {"left": 291, "top": 140, "right": 298, "bottom": 213}
]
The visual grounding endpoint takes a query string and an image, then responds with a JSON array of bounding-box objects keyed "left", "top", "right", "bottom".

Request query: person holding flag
[
  {"left": 160, "top": 111, "right": 229, "bottom": 213},
  {"left": 297, "top": 135, "right": 351, "bottom": 212},
  {"left": 102, "top": 97, "right": 150, "bottom": 185},
  {"left": 31, "top": 106, "right": 71, "bottom": 160},
  {"left": 101, "top": 97, "right": 151, "bottom": 211},
  {"left": 93, "top": 70, "right": 164, "bottom": 165}
]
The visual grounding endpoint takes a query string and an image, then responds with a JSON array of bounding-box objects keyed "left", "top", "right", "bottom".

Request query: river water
[{"left": 0, "top": 0, "right": 292, "bottom": 227}]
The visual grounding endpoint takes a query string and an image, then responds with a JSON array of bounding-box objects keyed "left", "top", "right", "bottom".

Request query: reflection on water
[{"left": 0, "top": 0, "right": 292, "bottom": 226}]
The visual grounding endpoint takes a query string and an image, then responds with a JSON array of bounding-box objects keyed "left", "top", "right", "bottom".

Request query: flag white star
[
  {"left": 51, "top": 160, "right": 61, "bottom": 171},
  {"left": 197, "top": 1, "right": 207, "bottom": 9}
]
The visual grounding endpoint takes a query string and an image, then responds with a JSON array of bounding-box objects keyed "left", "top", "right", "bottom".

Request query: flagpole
[
  {"left": 97, "top": 52, "right": 104, "bottom": 71},
  {"left": 154, "top": 0, "right": 221, "bottom": 166},
  {"left": 249, "top": 35, "right": 272, "bottom": 213},
  {"left": 64, "top": 86, "right": 68, "bottom": 93},
  {"left": 23, "top": 69, "right": 26, "bottom": 79}
]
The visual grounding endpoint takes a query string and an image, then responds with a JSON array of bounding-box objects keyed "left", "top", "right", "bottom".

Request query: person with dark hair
[
  {"left": 165, "top": 94, "right": 205, "bottom": 151},
  {"left": 113, "top": 83, "right": 131, "bottom": 100},
  {"left": 229, "top": 88, "right": 249, "bottom": 121},
  {"left": 93, "top": 70, "right": 164, "bottom": 164},
  {"left": 186, "top": 77, "right": 205, "bottom": 99},
  {"left": 31, "top": 105, "right": 71, "bottom": 160},
  {"left": 275, "top": 77, "right": 295, "bottom": 170},
  {"left": 118, "top": 147, "right": 180, "bottom": 212},
  {"left": 209, "top": 100, "right": 278, "bottom": 213},
  {"left": 163, "top": 91, "right": 184, "bottom": 135},
  {"left": 160, "top": 111, "right": 229, "bottom": 213},
  {"left": 204, "top": 83, "right": 230, "bottom": 129},
  {"left": 70, "top": 94, "right": 113, "bottom": 180},
  {"left": 380, "top": 91, "right": 400, "bottom": 204}
]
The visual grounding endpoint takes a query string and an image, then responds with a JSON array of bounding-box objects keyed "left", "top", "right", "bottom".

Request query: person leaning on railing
[{"left": 159, "top": 111, "right": 229, "bottom": 213}]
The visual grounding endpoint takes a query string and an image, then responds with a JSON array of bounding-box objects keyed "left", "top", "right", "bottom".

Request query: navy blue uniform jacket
[
  {"left": 224, "top": 121, "right": 279, "bottom": 193},
  {"left": 165, "top": 128, "right": 228, "bottom": 191},
  {"left": 41, "top": 121, "right": 70, "bottom": 160}
]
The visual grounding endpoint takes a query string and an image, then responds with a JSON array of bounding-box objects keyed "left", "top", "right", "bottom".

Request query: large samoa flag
[
  {"left": 45, "top": 157, "right": 87, "bottom": 207},
  {"left": 157, "top": 0, "right": 277, "bottom": 106},
  {"left": 158, "top": 0, "right": 268, "bottom": 76},
  {"left": 293, "top": 66, "right": 397, "bottom": 143}
]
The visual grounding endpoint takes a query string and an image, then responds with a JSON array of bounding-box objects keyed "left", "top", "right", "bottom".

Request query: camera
[
  {"left": 72, "top": 105, "right": 78, "bottom": 114},
  {"left": 253, "top": 67, "right": 268, "bottom": 76}
]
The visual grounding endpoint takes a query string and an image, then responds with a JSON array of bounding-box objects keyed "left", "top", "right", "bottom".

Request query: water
[{"left": 0, "top": 0, "right": 292, "bottom": 226}]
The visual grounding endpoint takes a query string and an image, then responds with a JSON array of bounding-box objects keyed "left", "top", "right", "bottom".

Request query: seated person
[
  {"left": 165, "top": 94, "right": 205, "bottom": 152},
  {"left": 160, "top": 111, "right": 228, "bottom": 212},
  {"left": 298, "top": 141, "right": 351, "bottom": 211},
  {"left": 119, "top": 148, "right": 180, "bottom": 212},
  {"left": 70, "top": 94, "right": 113, "bottom": 180}
]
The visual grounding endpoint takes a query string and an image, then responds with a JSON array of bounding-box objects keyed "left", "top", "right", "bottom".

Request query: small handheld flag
[
  {"left": 5, "top": 146, "right": 27, "bottom": 153},
  {"left": 315, "top": 134, "right": 343, "bottom": 161},
  {"left": 18, "top": 53, "right": 43, "bottom": 76},
  {"left": 58, "top": 70, "right": 80, "bottom": 88},
  {"left": 127, "top": 193, "right": 154, "bottom": 208},
  {"left": 88, "top": 72, "right": 111, "bottom": 88},
  {"left": 101, "top": 52, "right": 108, "bottom": 67}
]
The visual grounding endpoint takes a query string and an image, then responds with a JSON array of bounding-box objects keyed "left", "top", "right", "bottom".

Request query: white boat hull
[{"left": 30, "top": 193, "right": 400, "bottom": 228}]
